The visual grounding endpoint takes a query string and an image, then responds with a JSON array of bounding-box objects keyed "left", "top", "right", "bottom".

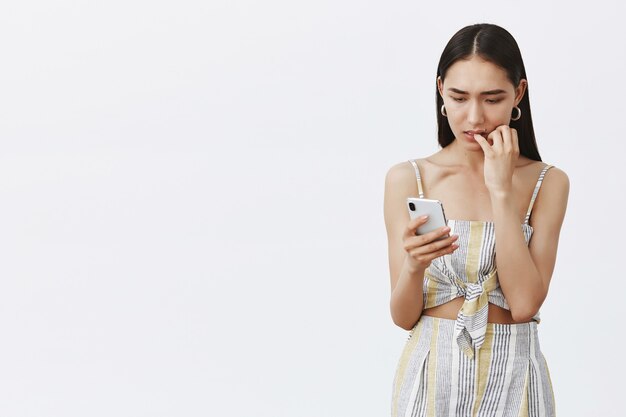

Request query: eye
[
  {"left": 452, "top": 97, "right": 465, "bottom": 102},
  {"left": 487, "top": 99, "right": 503, "bottom": 104}
]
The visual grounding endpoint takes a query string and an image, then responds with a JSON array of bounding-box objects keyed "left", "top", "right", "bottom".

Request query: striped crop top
[{"left": 408, "top": 159, "right": 554, "bottom": 359}]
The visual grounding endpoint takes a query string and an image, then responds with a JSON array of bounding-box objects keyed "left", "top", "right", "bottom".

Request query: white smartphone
[{"left": 407, "top": 197, "right": 449, "bottom": 240}]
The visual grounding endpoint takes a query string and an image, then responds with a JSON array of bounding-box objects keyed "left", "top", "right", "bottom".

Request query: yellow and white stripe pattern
[
  {"left": 391, "top": 316, "right": 555, "bottom": 417},
  {"left": 408, "top": 159, "right": 553, "bottom": 358},
  {"left": 390, "top": 160, "right": 557, "bottom": 416}
]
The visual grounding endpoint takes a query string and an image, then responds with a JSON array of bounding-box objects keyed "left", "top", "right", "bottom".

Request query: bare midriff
[{"left": 421, "top": 297, "right": 531, "bottom": 324}]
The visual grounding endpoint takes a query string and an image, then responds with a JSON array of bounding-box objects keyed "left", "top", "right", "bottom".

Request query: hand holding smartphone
[{"left": 407, "top": 197, "right": 450, "bottom": 241}]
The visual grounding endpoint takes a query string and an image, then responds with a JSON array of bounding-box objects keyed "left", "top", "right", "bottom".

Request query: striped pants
[{"left": 391, "top": 315, "right": 555, "bottom": 417}]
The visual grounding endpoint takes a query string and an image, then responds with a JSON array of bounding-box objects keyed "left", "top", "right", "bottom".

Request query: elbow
[
  {"left": 508, "top": 286, "right": 546, "bottom": 323},
  {"left": 510, "top": 303, "right": 540, "bottom": 323},
  {"left": 389, "top": 289, "right": 423, "bottom": 331},
  {"left": 510, "top": 309, "right": 536, "bottom": 323},
  {"left": 390, "top": 303, "right": 420, "bottom": 330},
  {"left": 392, "top": 316, "right": 418, "bottom": 331}
]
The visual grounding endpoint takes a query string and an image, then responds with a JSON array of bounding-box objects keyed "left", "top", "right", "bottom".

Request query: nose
[{"left": 467, "top": 100, "right": 484, "bottom": 125}]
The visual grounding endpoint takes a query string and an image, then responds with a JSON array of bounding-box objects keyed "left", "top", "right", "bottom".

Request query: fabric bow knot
[{"left": 454, "top": 270, "right": 498, "bottom": 359}]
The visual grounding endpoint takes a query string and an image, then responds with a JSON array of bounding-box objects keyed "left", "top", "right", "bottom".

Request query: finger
[
  {"left": 425, "top": 234, "right": 459, "bottom": 252},
  {"left": 472, "top": 133, "right": 493, "bottom": 155},
  {"left": 511, "top": 128, "right": 519, "bottom": 154},
  {"left": 489, "top": 128, "right": 503, "bottom": 153},
  {"left": 404, "top": 215, "right": 430, "bottom": 238},
  {"left": 410, "top": 240, "right": 459, "bottom": 262},
  {"left": 500, "top": 126, "right": 513, "bottom": 153},
  {"left": 408, "top": 237, "right": 451, "bottom": 257},
  {"left": 409, "top": 214, "right": 431, "bottom": 231},
  {"left": 407, "top": 226, "right": 453, "bottom": 250},
  {"left": 433, "top": 242, "right": 460, "bottom": 258}
]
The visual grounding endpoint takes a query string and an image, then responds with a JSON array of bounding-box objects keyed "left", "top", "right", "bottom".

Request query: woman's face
[{"left": 437, "top": 55, "right": 527, "bottom": 148}]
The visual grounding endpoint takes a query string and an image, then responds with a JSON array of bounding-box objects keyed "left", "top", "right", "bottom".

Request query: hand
[
  {"left": 402, "top": 215, "right": 459, "bottom": 271},
  {"left": 472, "top": 125, "right": 520, "bottom": 196}
]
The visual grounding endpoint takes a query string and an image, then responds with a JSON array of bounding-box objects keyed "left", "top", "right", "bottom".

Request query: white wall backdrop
[{"left": 0, "top": 0, "right": 624, "bottom": 416}]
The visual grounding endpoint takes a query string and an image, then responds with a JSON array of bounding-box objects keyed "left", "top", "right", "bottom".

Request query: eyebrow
[{"left": 447, "top": 88, "right": 507, "bottom": 95}]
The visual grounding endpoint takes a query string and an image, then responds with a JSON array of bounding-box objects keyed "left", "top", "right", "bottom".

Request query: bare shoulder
[
  {"left": 530, "top": 163, "right": 570, "bottom": 230},
  {"left": 523, "top": 159, "right": 570, "bottom": 191},
  {"left": 384, "top": 158, "right": 426, "bottom": 199},
  {"left": 385, "top": 160, "right": 410, "bottom": 180},
  {"left": 541, "top": 164, "right": 570, "bottom": 201},
  {"left": 545, "top": 165, "right": 570, "bottom": 186},
  {"left": 383, "top": 159, "right": 421, "bottom": 229}
]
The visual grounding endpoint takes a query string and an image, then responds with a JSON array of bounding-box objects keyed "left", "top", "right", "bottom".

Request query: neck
[{"left": 446, "top": 138, "right": 485, "bottom": 173}]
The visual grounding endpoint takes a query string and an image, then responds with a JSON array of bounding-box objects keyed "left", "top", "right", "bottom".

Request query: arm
[
  {"left": 472, "top": 126, "right": 570, "bottom": 322},
  {"left": 492, "top": 167, "right": 570, "bottom": 321},
  {"left": 383, "top": 162, "right": 458, "bottom": 330},
  {"left": 384, "top": 163, "right": 425, "bottom": 330}
]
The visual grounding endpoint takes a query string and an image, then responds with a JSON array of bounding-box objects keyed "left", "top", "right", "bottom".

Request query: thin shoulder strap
[
  {"left": 524, "top": 164, "right": 554, "bottom": 224},
  {"left": 408, "top": 159, "right": 425, "bottom": 198}
]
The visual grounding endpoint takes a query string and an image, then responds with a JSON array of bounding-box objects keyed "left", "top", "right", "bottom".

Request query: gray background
[{"left": 0, "top": 0, "right": 623, "bottom": 415}]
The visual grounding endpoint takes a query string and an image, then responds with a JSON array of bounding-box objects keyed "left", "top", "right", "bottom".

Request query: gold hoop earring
[
  {"left": 511, "top": 106, "right": 521, "bottom": 121},
  {"left": 441, "top": 104, "right": 447, "bottom": 117}
]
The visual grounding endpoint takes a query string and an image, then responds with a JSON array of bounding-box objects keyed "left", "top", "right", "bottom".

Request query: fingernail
[{"left": 421, "top": 215, "right": 429, "bottom": 219}]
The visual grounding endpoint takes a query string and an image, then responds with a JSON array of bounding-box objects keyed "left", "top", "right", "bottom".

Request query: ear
[
  {"left": 437, "top": 76, "right": 444, "bottom": 98},
  {"left": 514, "top": 79, "right": 527, "bottom": 106}
]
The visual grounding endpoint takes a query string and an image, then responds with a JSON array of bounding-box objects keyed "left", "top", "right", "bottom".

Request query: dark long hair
[{"left": 436, "top": 23, "right": 542, "bottom": 161}]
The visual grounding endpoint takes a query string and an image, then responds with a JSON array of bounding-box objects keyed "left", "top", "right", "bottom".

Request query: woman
[{"left": 384, "top": 24, "right": 569, "bottom": 417}]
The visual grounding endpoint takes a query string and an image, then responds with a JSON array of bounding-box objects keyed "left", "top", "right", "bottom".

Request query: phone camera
[{"left": 408, "top": 202, "right": 415, "bottom": 211}]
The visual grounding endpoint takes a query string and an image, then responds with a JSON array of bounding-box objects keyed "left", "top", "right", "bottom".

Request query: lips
[{"left": 465, "top": 130, "right": 486, "bottom": 136}]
